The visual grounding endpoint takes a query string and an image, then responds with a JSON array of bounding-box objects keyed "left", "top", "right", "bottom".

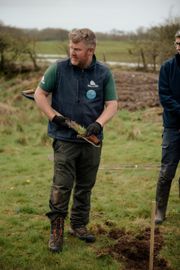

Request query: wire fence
[
  {"left": 100, "top": 163, "right": 160, "bottom": 170},
  {"left": 100, "top": 164, "right": 180, "bottom": 170}
]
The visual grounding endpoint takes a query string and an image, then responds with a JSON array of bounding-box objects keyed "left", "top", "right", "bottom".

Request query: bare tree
[
  {"left": 129, "top": 17, "right": 180, "bottom": 71},
  {"left": 0, "top": 25, "right": 39, "bottom": 73}
]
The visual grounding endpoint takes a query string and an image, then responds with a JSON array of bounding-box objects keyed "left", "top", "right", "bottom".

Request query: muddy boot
[
  {"left": 48, "top": 217, "right": 64, "bottom": 252},
  {"left": 69, "top": 225, "right": 96, "bottom": 243}
]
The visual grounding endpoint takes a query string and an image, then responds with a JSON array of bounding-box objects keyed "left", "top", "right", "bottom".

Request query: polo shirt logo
[
  {"left": 86, "top": 89, "right": 96, "bottom": 100},
  {"left": 88, "top": 80, "right": 99, "bottom": 88}
]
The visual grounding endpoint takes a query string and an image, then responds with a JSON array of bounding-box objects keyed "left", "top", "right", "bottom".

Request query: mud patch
[
  {"left": 96, "top": 226, "right": 172, "bottom": 270},
  {"left": 114, "top": 70, "right": 159, "bottom": 111}
]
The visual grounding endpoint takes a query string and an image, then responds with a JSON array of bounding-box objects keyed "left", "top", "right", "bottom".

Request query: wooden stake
[{"left": 149, "top": 201, "right": 156, "bottom": 270}]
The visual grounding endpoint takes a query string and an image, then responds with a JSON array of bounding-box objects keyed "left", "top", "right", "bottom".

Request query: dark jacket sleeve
[{"left": 158, "top": 62, "right": 180, "bottom": 117}]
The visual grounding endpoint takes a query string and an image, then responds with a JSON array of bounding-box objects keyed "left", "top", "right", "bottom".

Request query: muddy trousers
[
  {"left": 155, "top": 128, "right": 180, "bottom": 215},
  {"left": 46, "top": 140, "right": 102, "bottom": 227}
]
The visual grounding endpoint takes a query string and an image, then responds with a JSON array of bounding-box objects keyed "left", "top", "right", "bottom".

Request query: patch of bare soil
[
  {"left": 95, "top": 225, "right": 172, "bottom": 270},
  {"left": 114, "top": 70, "right": 159, "bottom": 111}
]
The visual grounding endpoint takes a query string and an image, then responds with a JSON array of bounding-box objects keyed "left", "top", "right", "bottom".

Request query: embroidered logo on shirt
[
  {"left": 88, "top": 80, "right": 99, "bottom": 88},
  {"left": 86, "top": 89, "right": 96, "bottom": 100}
]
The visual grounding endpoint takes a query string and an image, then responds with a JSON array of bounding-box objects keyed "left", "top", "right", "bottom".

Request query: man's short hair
[
  {"left": 175, "top": 30, "right": 180, "bottom": 38},
  {"left": 68, "top": 28, "right": 96, "bottom": 48}
]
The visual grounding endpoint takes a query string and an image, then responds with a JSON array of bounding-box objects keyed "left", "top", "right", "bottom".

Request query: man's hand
[
  {"left": 86, "top": 122, "right": 102, "bottom": 136},
  {"left": 52, "top": 115, "right": 69, "bottom": 127}
]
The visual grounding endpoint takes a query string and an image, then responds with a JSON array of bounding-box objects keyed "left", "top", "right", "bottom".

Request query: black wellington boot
[
  {"left": 155, "top": 206, "right": 167, "bottom": 224},
  {"left": 155, "top": 180, "right": 171, "bottom": 225},
  {"left": 48, "top": 217, "right": 64, "bottom": 252}
]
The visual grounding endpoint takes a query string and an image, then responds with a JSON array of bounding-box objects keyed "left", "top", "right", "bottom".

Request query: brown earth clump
[{"left": 96, "top": 226, "right": 172, "bottom": 270}]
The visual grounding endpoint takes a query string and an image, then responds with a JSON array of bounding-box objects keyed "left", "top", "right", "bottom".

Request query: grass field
[
  {"left": 0, "top": 73, "right": 180, "bottom": 270},
  {"left": 36, "top": 40, "right": 136, "bottom": 62}
]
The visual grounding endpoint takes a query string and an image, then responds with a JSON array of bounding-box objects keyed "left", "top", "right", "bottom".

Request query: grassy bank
[{"left": 0, "top": 73, "right": 179, "bottom": 270}]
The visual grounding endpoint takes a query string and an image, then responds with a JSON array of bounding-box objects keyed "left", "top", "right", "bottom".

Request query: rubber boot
[
  {"left": 155, "top": 180, "right": 171, "bottom": 225},
  {"left": 48, "top": 217, "right": 64, "bottom": 252},
  {"left": 155, "top": 206, "right": 167, "bottom": 224}
]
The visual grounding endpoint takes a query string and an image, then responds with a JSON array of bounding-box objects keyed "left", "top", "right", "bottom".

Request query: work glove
[
  {"left": 86, "top": 122, "right": 102, "bottom": 136},
  {"left": 52, "top": 115, "right": 69, "bottom": 128}
]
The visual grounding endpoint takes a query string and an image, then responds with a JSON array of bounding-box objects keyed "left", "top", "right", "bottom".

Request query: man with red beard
[{"left": 35, "top": 28, "right": 118, "bottom": 252}]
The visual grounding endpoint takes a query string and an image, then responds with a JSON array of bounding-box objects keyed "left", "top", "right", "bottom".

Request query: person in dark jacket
[
  {"left": 155, "top": 30, "right": 180, "bottom": 224},
  {"left": 34, "top": 28, "right": 118, "bottom": 252}
]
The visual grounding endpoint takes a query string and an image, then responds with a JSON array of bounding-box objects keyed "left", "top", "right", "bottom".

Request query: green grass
[
  {"left": 96, "top": 40, "right": 135, "bottom": 62},
  {"left": 0, "top": 73, "right": 179, "bottom": 270},
  {"left": 36, "top": 40, "right": 136, "bottom": 62},
  {"left": 36, "top": 40, "right": 67, "bottom": 55}
]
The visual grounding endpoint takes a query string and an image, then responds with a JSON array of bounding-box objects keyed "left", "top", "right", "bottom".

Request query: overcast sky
[{"left": 0, "top": 0, "right": 179, "bottom": 32}]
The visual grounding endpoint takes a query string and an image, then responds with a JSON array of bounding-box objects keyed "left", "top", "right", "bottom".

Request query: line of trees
[
  {"left": 24, "top": 27, "right": 69, "bottom": 41},
  {"left": 0, "top": 16, "right": 180, "bottom": 74}
]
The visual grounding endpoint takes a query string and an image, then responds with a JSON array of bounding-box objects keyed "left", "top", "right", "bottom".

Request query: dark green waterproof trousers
[{"left": 46, "top": 140, "right": 102, "bottom": 227}]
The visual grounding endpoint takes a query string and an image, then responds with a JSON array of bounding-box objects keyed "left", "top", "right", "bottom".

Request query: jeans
[
  {"left": 156, "top": 128, "right": 180, "bottom": 208},
  {"left": 46, "top": 140, "right": 102, "bottom": 227}
]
